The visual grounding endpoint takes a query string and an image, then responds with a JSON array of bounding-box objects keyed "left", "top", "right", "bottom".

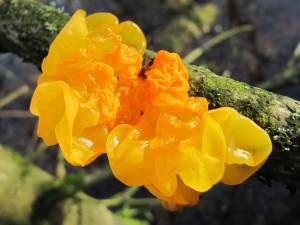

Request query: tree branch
[
  {"left": 0, "top": 0, "right": 68, "bottom": 66},
  {"left": 1, "top": 0, "right": 300, "bottom": 188}
]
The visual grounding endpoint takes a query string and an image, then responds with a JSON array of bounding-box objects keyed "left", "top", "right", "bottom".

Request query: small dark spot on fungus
[
  {"left": 148, "top": 58, "right": 154, "bottom": 66},
  {"left": 140, "top": 110, "right": 144, "bottom": 116},
  {"left": 139, "top": 68, "right": 147, "bottom": 80},
  {"left": 139, "top": 58, "right": 154, "bottom": 80}
]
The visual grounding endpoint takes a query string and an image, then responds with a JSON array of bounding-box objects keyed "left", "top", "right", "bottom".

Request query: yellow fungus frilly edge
[{"left": 30, "top": 10, "right": 272, "bottom": 210}]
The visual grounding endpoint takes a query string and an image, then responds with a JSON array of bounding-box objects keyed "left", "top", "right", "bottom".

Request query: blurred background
[{"left": 1, "top": 0, "right": 300, "bottom": 224}]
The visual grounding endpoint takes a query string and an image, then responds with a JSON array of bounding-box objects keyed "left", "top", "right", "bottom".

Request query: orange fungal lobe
[{"left": 30, "top": 10, "right": 272, "bottom": 210}]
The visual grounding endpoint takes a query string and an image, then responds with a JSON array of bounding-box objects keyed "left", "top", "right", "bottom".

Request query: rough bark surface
[
  {"left": 0, "top": 0, "right": 68, "bottom": 66},
  {"left": 0, "top": 0, "right": 300, "bottom": 188}
]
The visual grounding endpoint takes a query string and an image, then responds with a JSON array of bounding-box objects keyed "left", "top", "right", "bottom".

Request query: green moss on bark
[{"left": 0, "top": 0, "right": 68, "bottom": 65}]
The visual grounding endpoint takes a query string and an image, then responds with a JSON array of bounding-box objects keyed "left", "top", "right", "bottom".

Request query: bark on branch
[{"left": 0, "top": 0, "right": 300, "bottom": 188}]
